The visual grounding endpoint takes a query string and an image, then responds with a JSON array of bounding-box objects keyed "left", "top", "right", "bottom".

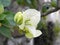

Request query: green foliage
[
  {"left": 53, "top": 23, "right": 60, "bottom": 36},
  {"left": 51, "top": 0, "right": 57, "bottom": 7},
  {"left": 16, "top": 0, "right": 38, "bottom": 9},
  {"left": 0, "top": 0, "right": 11, "bottom": 7},
  {"left": 37, "top": 19, "right": 47, "bottom": 30},
  {"left": 0, "top": 0, "right": 13, "bottom": 38},
  {"left": 17, "top": 0, "right": 25, "bottom": 5},
  {"left": 31, "top": 0, "right": 37, "bottom": 9},
  {"left": 0, "top": 14, "right": 6, "bottom": 20},
  {"left": 42, "top": 3, "right": 51, "bottom": 13},
  {"left": 0, "top": 10, "right": 16, "bottom": 38},
  {"left": 0, "top": 0, "right": 58, "bottom": 39},
  {"left": 0, "top": 26, "right": 12, "bottom": 38},
  {"left": 42, "top": 0, "right": 57, "bottom": 13},
  {"left": 0, "top": 3, "right": 4, "bottom": 14},
  {"left": 5, "top": 11, "right": 16, "bottom": 26}
]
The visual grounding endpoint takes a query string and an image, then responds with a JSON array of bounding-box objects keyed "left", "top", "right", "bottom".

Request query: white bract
[{"left": 14, "top": 9, "right": 42, "bottom": 38}]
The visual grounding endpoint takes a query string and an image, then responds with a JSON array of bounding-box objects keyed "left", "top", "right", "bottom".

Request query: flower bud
[{"left": 14, "top": 12, "right": 23, "bottom": 25}]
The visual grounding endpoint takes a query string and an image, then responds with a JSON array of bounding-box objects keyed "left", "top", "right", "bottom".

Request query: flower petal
[
  {"left": 25, "top": 32, "right": 33, "bottom": 39},
  {"left": 34, "top": 30, "right": 42, "bottom": 37},
  {"left": 19, "top": 24, "right": 24, "bottom": 30},
  {"left": 25, "top": 26, "right": 42, "bottom": 38},
  {"left": 23, "top": 9, "right": 41, "bottom": 27}
]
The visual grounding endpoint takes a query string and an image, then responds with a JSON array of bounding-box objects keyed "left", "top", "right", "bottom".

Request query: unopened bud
[{"left": 14, "top": 12, "right": 23, "bottom": 25}]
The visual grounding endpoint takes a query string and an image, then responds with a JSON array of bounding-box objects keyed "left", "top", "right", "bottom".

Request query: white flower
[{"left": 14, "top": 9, "right": 42, "bottom": 38}]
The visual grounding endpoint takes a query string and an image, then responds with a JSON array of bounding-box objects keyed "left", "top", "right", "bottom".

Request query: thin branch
[
  {"left": 41, "top": 8, "right": 60, "bottom": 17},
  {"left": 41, "top": 0, "right": 60, "bottom": 17}
]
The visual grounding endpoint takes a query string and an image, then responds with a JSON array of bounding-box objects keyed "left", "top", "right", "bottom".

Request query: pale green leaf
[
  {"left": 0, "top": 26, "right": 12, "bottom": 38},
  {"left": 0, "top": 0, "right": 11, "bottom": 7}
]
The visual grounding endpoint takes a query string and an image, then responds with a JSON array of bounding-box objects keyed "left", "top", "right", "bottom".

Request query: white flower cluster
[{"left": 14, "top": 9, "right": 42, "bottom": 38}]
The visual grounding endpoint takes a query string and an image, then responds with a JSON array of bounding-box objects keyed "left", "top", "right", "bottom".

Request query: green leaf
[
  {"left": 1, "top": 19, "right": 10, "bottom": 26},
  {"left": 31, "top": 0, "right": 37, "bottom": 9},
  {"left": 0, "top": 3, "right": 4, "bottom": 14},
  {"left": 42, "top": 3, "right": 51, "bottom": 13},
  {"left": 0, "top": 0, "right": 11, "bottom": 7},
  {"left": 0, "top": 14, "right": 6, "bottom": 20},
  {"left": 17, "top": 0, "right": 25, "bottom": 6},
  {"left": 37, "top": 20, "right": 47, "bottom": 30},
  {"left": 5, "top": 11, "right": 16, "bottom": 26},
  {"left": 26, "top": 0, "right": 37, "bottom": 8},
  {"left": 0, "top": 26, "right": 12, "bottom": 38},
  {"left": 1, "top": 19, "right": 14, "bottom": 32},
  {"left": 17, "top": 0, "right": 37, "bottom": 9},
  {"left": 25, "top": 0, "right": 32, "bottom": 6},
  {"left": 42, "top": 6, "right": 47, "bottom": 13},
  {"left": 53, "top": 23, "right": 60, "bottom": 36},
  {"left": 26, "top": 0, "right": 31, "bottom": 4},
  {"left": 51, "top": 0, "right": 57, "bottom": 7}
]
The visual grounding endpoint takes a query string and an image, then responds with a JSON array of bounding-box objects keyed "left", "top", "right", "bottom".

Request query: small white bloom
[{"left": 14, "top": 9, "right": 42, "bottom": 38}]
